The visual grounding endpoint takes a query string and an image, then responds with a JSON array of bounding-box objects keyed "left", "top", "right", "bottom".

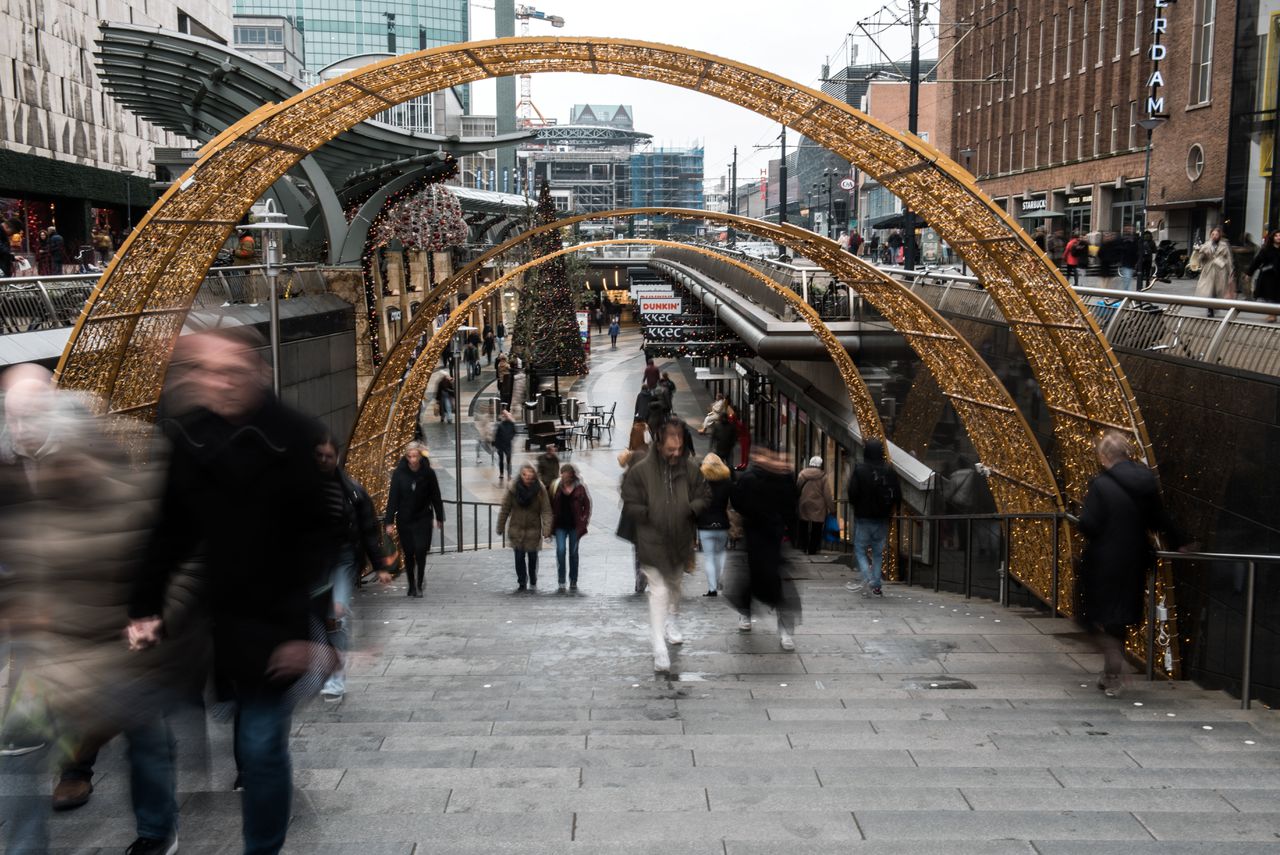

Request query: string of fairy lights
[{"left": 357, "top": 154, "right": 460, "bottom": 366}]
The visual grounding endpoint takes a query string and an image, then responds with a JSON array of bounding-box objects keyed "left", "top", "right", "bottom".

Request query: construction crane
[{"left": 514, "top": 4, "right": 564, "bottom": 128}]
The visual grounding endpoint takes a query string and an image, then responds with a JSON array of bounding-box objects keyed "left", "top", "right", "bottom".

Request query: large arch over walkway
[
  {"left": 345, "top": 237, "right": 887, "bottom": 491},
  {"left": 350, "top": 227, "right": 1069, "bottom": 606},
  {"left": 56, "top": 36, "right": 1149, "bottom": 511}
]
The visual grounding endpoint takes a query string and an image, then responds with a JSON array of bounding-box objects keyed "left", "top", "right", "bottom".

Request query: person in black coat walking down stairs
[
  {"left": 846, "top": 439, "right": 900, "bottom": 597},
  {"left": 1078, "top": 430, "right": 1185, "bottom": 698},
  {"left": 727, "top": 445, "right": 802, "bottom": 651},
  {"left": 383, "top": 442, "right": 445, "bottom": 597}
]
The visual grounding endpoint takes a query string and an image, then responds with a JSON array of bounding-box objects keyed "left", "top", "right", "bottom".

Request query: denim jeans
[
  {"left": 496, "top": 446, "right": 511, "bottom": 479},
  {"left": 854, "top": 518, "right": 890, "bottom": 590},
  {"left": 1119, "top": 266, "right": 1135, "bottom": 291},
  {"left": 514, "top": 549, "right": 538, "bottom": 586},
  {"left": 554, "top": 528, "right": 580, "bottom": 585},
  {"left": 237, "top": 694, "right": 293, "bottom": 855},
  {"left": 698, "top": 528, "right": 728, "bottom": 591},
  {"left": 324, "top": 547, "right": 356, "bottom": 696},
  {"left": 127, "top": 719, "right": 179, "bottom": 840}
]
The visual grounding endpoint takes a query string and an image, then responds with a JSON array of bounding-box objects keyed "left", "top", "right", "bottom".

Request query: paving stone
[
  {"left": 572, "top": 810, "right": 863, "bottom": 843},
  {"left": 855, "top": 810, "right": 1152, "bottom": 841},
  {"left": 446, "top": 785, "right": 708, "bottom": 813}
]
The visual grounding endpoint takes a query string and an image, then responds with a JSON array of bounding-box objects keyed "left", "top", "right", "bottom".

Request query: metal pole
[
  {"left": 903, "top": 0, "right": 921, "bottom": 271},
  {"left": 1050, "top": 520, "right": 1060, "bottom": 618},
  {"left": 1242, "top": 560, "right": 1256, "bottom": 709},
  {"left": 778, "top": 127, "right": 788, "bottom": 227},
  {"left": 729, "top": 146, "right": 738, "bottom": 248},
  {"left": 267, "top": 230, "right": 281, "bottom": 395},
  {"left": 1146, "top": 569, "right": 1157, "bottom": 681},
  {"left": 906, "top": 517, "right": 914, "bottom": 586},
  {"left": 125, "top": 172, "right": 133, "bottom": 232},
  {"left": 453, "top": 336, "right": 463, "bottom": 552},
  {"left": 826, "top": 171, "right": 835, "bottom": 240},
  {"left": 964, "top": 517, "right": 973, "bottom": 599},
  {"left": 1000, "top": 516, "right": 1010, "bottom": 607}
]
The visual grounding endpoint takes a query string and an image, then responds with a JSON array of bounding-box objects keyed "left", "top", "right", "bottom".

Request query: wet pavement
[{"left": 36, "top": 324, "right": 1280, "bottom": 853}]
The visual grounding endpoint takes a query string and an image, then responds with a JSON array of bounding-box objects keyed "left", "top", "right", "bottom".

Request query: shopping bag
[{"left": 823, "top": 513, "right": 841, "bottom": 542}]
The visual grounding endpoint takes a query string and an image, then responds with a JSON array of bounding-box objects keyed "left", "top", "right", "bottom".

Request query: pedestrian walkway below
[{"left": 46, "top": 533, "right": 1280, "bottom": 853}]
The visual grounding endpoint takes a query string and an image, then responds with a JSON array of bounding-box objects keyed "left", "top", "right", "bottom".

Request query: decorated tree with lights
[{"left": 510, "top": 183, "right": 587, "bottom": 375}]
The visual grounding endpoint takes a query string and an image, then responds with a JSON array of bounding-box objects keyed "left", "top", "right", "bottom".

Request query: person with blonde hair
[
  {"left": 383, "top": 441, "right": 444, "bottom": 598},
  {"left": 696, "top": 452, "right": 733, "bottom": 596},
  {"left": 1078, "top": 430, "right": 1184, "bottom": 697}
]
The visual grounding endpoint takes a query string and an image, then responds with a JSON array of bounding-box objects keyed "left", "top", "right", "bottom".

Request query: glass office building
[{"left": 234, "top": 1, "right": 470, "bottom": 109}]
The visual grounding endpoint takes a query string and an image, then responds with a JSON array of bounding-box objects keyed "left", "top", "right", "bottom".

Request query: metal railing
[
  {"left": 0, "top": 264, "right": 329, "bottom": 335},
  {"left": 885, "top": 267, "right": 1280, "bottom": 377},
  {"left": 434, "top": 499, "right": 506, "bottom": 553},
  {"left": 884, "top": 509, "right": 1280, "bottom": 709}
]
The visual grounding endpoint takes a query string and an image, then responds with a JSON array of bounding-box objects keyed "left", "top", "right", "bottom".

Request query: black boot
[{"left": 416, "top": 567, "right": 426, "bottom": 597}]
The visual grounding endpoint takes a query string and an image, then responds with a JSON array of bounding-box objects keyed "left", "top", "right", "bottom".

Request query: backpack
[{"left": 863, "top": 465, "right": 897, "bottom": 517}]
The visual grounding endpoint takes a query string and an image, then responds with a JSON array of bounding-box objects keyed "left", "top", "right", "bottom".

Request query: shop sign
[
  {"left": 644, "top": 325, "right": 722, "bottom": 341},
  {"left": 1146, "top": 0, "right": 1171, "bottom": 116},
  {"left": 639, "top": 298, "right": 682, "bottom": 314},
  {"left": 1067, "top": 193, "right": 1093, "bottom": 207},
  {"left": 1021, "top": 197, "right": 1047, "bottom": 212}
]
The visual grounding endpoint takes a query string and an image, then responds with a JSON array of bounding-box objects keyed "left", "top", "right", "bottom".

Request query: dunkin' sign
[{"left": 639, "top": 298, "right": 682, "bottom": 315}]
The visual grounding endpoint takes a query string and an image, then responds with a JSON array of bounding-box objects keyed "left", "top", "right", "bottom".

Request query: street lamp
[
  {"left": 237, "top": 198, "right": 307, "bottom": 394},
  {"left": 1137, "top": 117, "right": 1166, "bottom": 290},
  {"left": 823, "top": 168, "right": 836, "bottom": 240}
]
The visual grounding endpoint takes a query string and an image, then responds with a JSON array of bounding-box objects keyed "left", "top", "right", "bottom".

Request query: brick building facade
[{"left": 936, "top": 0, "right": 1235, "bottom": 247}]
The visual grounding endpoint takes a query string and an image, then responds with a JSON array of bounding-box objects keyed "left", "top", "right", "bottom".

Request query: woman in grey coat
[{"left": 497, "top": 463, "right": 552, "bottom": 591}]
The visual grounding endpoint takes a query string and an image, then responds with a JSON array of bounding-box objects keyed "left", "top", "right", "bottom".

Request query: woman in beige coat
[
  {"left": 1193, "top": 227, "right": 1234, "bottom": 316},
  {"left": 497, "top": 462, "right": 552, "bottom": 591}
]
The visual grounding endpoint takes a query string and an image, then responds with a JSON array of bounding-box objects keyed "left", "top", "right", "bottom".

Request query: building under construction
[{"left": 629, "top": 146, "right": 705, "bottom": 236}]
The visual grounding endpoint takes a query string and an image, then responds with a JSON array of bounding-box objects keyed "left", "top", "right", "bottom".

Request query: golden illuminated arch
[
  {"left": 54, "top": 37, "right": 1142, "bottom": 608},
  {"left": 346, "top": 237, "right": 885, "bottom": 481},
  {"left": 351, "top": 223, "right": 1069, "bottom": 606}
]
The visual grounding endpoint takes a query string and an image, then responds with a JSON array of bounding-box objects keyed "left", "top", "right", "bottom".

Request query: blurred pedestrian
[
  {"left": 0, "top": 365, "right": 205, "bottom": 854},
  {"left": 845, "top": 439, "right": 900, "bottom": 597},
  {"left": 796, "top": 456, "right": 835, "bottom": 555},
  {"left": 1118, "top": 224, "right": 1141, "bottom": 291},
  {"left": 616, "top": 448, "right": 648, "bottom": 594},
  {"left": 1248, "top": 230, "right": 1280, "bottom": 323},
  {"left": 642, "top": 357, "right": 659, "bottom": 389},
  {"left": 384, "top": 441, "right": 444, "bottom": 598},
  {"left": 1193, "top": 228, "right": 1234, "bottom": 316},
  {"left": 497, "top": 462, "right": 552, "bottom": 591},
  {"left": 620, "top": 419, "right": 709, "bottom": 672},
  {"left": 727, "top": 445, "right": 802, "bottom": 650},
  {"left": 496, "top": 320, "right": 506, "bottom": 354},
  {"left": 463, "top": 341, "right": 480, "bottom": 380},
  {"left": 494, "top": 408, "right": 516, "bottom": 482},
  {"left": 482, "top": 329, "right": 496, "bottom": 365},
  {"left": 709, "top": 402, "right": 737, "bottom": 465},
  {"left": 1064, "top": 232, "right": 1086, "bottom": 286},
  {"left": 437, "top": 372, "right": 455, "bottom": 422},
  {"left": 536, "top": 442, "right": 560, "bottom": 494},
  {"left": 1078, "top": 431, "right": 1184, "bottom": 698},
  {"left": 315, "top": 435, "right": 387, "bottom": 702},
  {"left": 699, "top": 391, "right": 727, "bottom": 434},
  {"left": 126, "top": 329, "right": 333, "bottom": 855},
  {"left": 696, "top": 452, "right": 733, "bottom": 596},
  {"left": 609, "top": 316, "right": 620, "bottom": 349},
  {"left": 550, "top": 463, "right": 591, "bottom": 592}
]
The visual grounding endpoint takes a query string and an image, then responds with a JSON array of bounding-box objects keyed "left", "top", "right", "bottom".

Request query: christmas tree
[{"left": 511, "top": 183, "right": 587, "bottom": 375}]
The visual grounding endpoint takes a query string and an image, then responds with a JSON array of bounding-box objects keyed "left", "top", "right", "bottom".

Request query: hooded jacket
[
  {"left": 696, "top": 454, "right": 733, "bottom": 530},
  {"left": 620, "top": 449, "right": 710, "bottom": 579},
  {"left": 1078, "top": 458, "right": 1182, "bottom": 629},
  {"left": 796, "top": 466, "right": 835, "bottom": 523}
]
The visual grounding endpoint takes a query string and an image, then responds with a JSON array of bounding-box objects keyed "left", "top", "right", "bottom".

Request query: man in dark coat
[
  {"left": 846, "top": 438, "right": 900, "bottom": 597},
  {"left": 1078, "top": 430, "right": 1183, "bottom": 697},
  {"left": 727, "top": 446, "right": 802, "bottom": 650},
  {"left": 127, "top": 329, "right": 331, "bottom": 855},
  {"left": 621, "top": 419, "right": 709, "bottom": 672}
]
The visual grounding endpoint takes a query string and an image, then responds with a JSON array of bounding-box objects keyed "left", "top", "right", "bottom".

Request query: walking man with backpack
[{"left": 844, "top": 439, "right": 901, "bottom": 597}]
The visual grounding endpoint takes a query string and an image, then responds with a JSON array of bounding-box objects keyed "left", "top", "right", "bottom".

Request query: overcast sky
[{"left": 468, "top": 0, "right": 926, "bottom": 187}]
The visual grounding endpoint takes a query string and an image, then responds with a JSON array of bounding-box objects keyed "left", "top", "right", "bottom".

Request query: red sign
[{"left": 639, "top": 298, "right": 682, "bottom": 314}]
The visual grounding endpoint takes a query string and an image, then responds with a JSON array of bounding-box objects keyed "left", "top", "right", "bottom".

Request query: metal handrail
[
  {"left": 435, "top": 498, "right": 506, "bottom": 553},
  {"left": 886, "top": 509, "right": 1280, "bottom": 709},
  {"left": 1150, "top": 550, "right": 1280, "bottom": 709},
  {"left": 0, "top": 264, "right": 328, "bottom": 335}
]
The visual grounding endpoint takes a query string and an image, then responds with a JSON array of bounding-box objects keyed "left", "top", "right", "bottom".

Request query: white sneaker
[
  {"left": 844, "top": 580, "right": 863, "bottom": 592},
  {"left": 738, "top": 615, "right": 752, "bottom": 632},
  {"left": 653, "top": 644, "right": 670, "bottom": 672},
  {"left": 779, "top": 630, "right": 796, "bottom": 652},
  {"left": 664, "top": 618, "right": 684, "bottom": 645}
]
